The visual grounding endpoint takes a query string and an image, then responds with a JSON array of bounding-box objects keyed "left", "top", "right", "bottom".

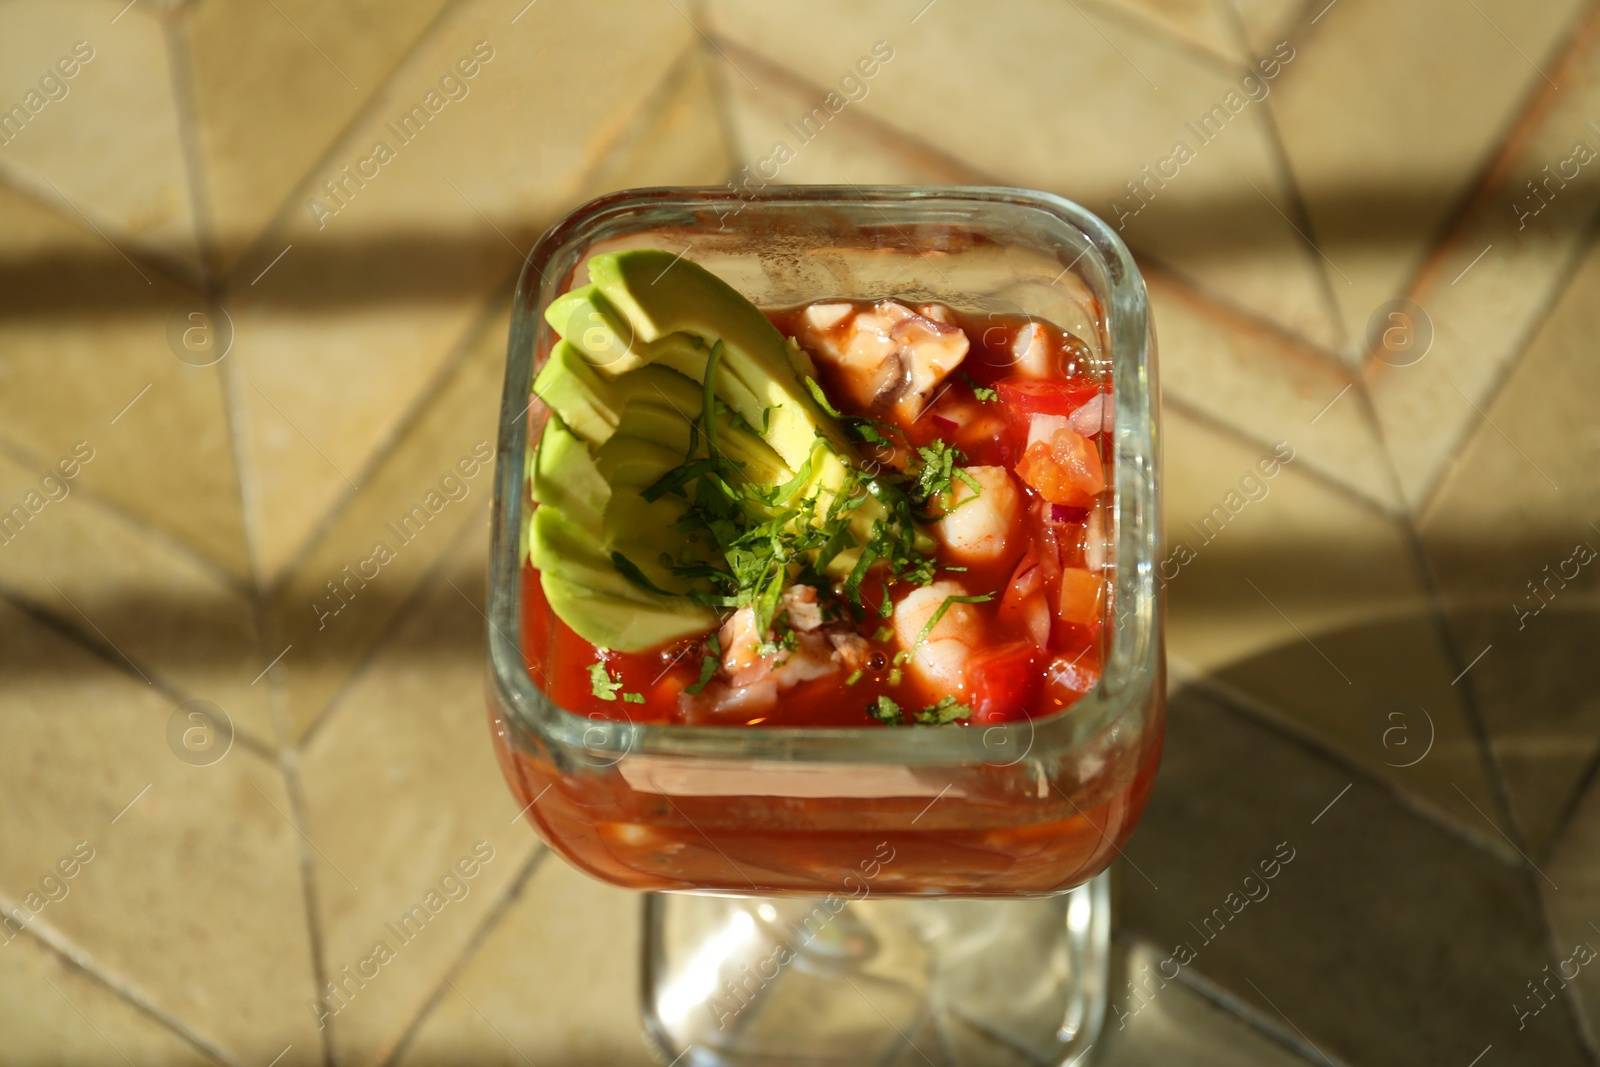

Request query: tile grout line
[
  {"left": 0, "top": 429, "right": 255, "bottom": 600},
  {"left": 292, "top": 503, "right": 489, "bottom": 755},
  {"left": 715, "top": 33, "right": 1356, "bottom": 372},
  {"left": 1402, "top": 206, "right": 1600, "bottom": 523},
  {"left": 1160, "top": 392, "right": 1400, "bottom": 523},
  {"left": 1181, "top": 670, "right": 1538, "bottom": 870},
  {"left": 1246, "top": 53, "right": 1354, "bottom": 358},
  {"left": 0, "top": 582, "right": 276, "bottom": 762},
  {"left": 210, "top": 0, "right": 476, "bottom": 284},
  {"left": 6, "top": 921, "right": 242, "bottom": 1067},
  {"left": 252, "top": 287, "right": 511, "bottom": 602},
  {"left": 265, "top": 650, "right": 339, "bottom": 1067},
  {"left": 376, "top": 847, "right": 550, "bottom": 1067},
  {"left": 161, "top": 0, "right": 221, "bottom": 289},
  {"left": 688, "top": 1, "right": 747, "bottom": 185},
  {"left": 1112, "top": 931, "right": 1337, "bottom": 1066},
  {"left": 1388, "top": 0, "right": 1600, "bottom": 319}
]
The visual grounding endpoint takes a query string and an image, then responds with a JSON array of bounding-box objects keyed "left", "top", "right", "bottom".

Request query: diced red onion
[
  {"left": 1050, "top": 503, "right": 1088, "bottom": 524},
  {"left": 1085, "top": 500, "right": 1109, "bottom": 574},
  {"left": 1027, "top": 413, "right": 1071, "bottom": 450},
  {"left": 1069, "top": 393, "right": 1111, "bottom": 437},
  {"left": 931, "top": 413, "right": 959, "bottom": 433}
]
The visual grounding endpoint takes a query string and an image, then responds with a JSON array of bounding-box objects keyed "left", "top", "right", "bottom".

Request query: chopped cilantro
[
  {"left": 611, "top": 552, "right": 680, "bottom": 598},
  {"left": 913, "top": 695, "right": 972, "bottom": 725},
  {"left": 872, "top": 625, "right": 893, "bottom": 643},
  {"left": 869, "top": 694, "right": 903, "bottom": 725},
  {"left": 845, "top": 668, "right": 863, "bottom": 686},
  {"left": 960, "top": 372, "right": 998, "bottom": 403},
  {"left": 914, "top": 591, "right": 997, "bottom": 649},
  {"left": 683, "top": 633, "right": 721, "bottom": 696},
  {"left": 588, "top": 660, "right": 622, "bottom": 702},
  {"left": 804, "top": 376, "right": 844, "bottom": 419},
  {"left": 623, "top": 692, "right": 646, "bottom": 704}
]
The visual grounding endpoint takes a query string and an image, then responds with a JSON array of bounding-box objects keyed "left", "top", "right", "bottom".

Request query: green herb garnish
[
  {"left": 869, "top": 694, "right": 903, "bottom": 725},
  {"left": 913, "top": 695, "right": 972, "bottom": 725},
  {"left": 588, "top": 660, "right": 622, "bottom": 702}
]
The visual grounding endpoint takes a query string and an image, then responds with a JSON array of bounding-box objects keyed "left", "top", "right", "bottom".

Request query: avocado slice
[
  {"left": 524, "top": 249, "right": 929, "bottom": 653},
  {"left": 530, "top": 415, "right": 608, "bottom": 533}
]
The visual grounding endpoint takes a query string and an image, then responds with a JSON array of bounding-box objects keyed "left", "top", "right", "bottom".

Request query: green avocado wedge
[{"left": 525, "top": 249, "right": 927, "bottom": 653}]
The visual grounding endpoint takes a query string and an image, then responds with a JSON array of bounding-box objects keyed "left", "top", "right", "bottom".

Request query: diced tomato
[
  {"left": 967, "top": 641, "right": 1044, "bottom": 723},
  {"left": 1056, "top": 567, "right": 1103, "bottom": 628},
  {"left": 1017, "top": 429, "right": 1106, "bottom": 506},
  {"left": 996, "top": 377, "right": 1103, "bottom": 416},
  {"left": 995, "top": 378, "right": 1104, "bottom": 454}
]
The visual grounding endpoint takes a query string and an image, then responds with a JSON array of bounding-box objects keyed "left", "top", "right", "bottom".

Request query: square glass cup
[{"left": 486, "top": 185, "right": 1163, "bottom": 898}]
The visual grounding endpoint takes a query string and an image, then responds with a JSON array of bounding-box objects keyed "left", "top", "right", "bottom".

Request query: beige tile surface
[
  {"left": 0, "top": 931, "right": 219, "bottom": 1067},
  {"left": 1269, "top": 0, "right": 1588, "bottom": 355},
  {"left": 298, "top": 528, "right": 542, "bottom": 1066},
  {"left": 0, "top": 445, "right": 270, "bottom": 748},
  {"left": 0, "top": 0, "right": 200, "bottom": 269},
  {"left": 0, "top": 184, "right": 250, "bottom": 579},
  {"left": 226, "top": 0, "right": 699, "bottom": 582},
  {"left": 1162, "top": 407, "right": 1498, "bottom": 833},
  {"left": 183, "top": 0, "right": 456, "bottom": 268},
  {"left": 1367, "top": 5, "right": 1600, "bottom": 510},
  {"left": 706, "top": 0, "right": 1342, "bottom": 352},
  {"left": 1420, "top": 232, "right": 1600, "bottom": 855},
  {"left": 1089, "top": 0, "right": 1244, "bottom": 64},
  {"left": 394, "top": 853, "right": 656, "bottom": 1067},
  {"left": 1148, "top": 264, "right": 1399, "bottom": 512},
  {"left": 265, "top": 302, "right": 508, "bottom": 742},
  {"left": 0, "top": 598, "right": 321, "bottom": 1066}
]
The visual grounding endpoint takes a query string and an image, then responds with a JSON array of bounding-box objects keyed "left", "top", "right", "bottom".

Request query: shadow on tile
[{"left": 1117, "top": 681, "right": 1591, "bottom": 1067}]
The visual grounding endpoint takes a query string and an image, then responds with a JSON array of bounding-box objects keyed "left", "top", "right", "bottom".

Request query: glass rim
[{"left": 486, "top": 184, "right": 1161, "bottom": 766}]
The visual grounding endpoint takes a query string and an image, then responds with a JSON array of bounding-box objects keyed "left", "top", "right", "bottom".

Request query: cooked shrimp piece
[
  {"left": 797, "top": 300, "right": 968, "bottom": 420},
  {"left": 770, "top": 631, "right": 838, "bottom": 687},
  {"left": 934, "top": 465, "right": 1022, "bottom": 565},
  {"left": 718, "top": 606, "right": 765, "bottom": 677},
  {"left": 893, "top": 580, "right": 985, "bottom": 696},
  {"left": 781, "top": 584, "right": 825, "bottom": 631},
  {"left": 828, "top": 630, "right": 871, "bottom": 671}
]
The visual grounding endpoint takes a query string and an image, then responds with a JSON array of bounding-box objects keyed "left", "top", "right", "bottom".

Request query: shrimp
[
  {"left": 797, "top": 300, "right": 968, "bottom": 420},
  {"left": 934, "top": 465, "right": 1022, "bottom": 565},
  {"left": 684, "top": 601, "right": 840, "bottom": 720},
  {"left": 892, "top": 580, "right": 985, "bottom": 697}
]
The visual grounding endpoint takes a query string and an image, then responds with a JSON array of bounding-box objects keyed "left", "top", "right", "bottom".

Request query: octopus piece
[{"left": 797, "top": 299, "right": 969, "bottom": 420}]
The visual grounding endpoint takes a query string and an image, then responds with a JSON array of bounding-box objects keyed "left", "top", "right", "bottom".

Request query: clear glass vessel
[{"left": 485, "top": 186, "right": 1162, "bottom": 1065}]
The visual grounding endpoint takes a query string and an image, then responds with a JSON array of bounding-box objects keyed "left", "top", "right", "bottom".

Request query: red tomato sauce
[{"left": 521, "top": 307, "right": 1113, "bottom": 729}]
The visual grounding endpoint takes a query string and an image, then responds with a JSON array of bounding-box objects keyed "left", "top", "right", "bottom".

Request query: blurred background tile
[
  {"left": 1366, "top": 5, "right": 1600, "bottom": 511},
  {"left": 0, "top": 0, "right": 201, "bottom": 271},
  {"left": 0, "top": 184, "right": 250, "bottom": 579},
  {"left": 393, "top": 853, "right": 656, "bottom": 1067},
  {"left": 181, "top": 0, "right": 457, "bottom": 270},
  {"left": 1161, "top": 405, "right": 1498, "bottom": 835},
  {"left": 298, "top": 527, "right": 542, "bottom": 1066},
  {"left": 0, "top": 598, "right": 321, "bottom": 1066},
  {"left": 1266, "top": 0, "right": 1589, "bottom": 358},
  {"left": 1420, "top": 231, "right": 1600, "bottom": 858},
  {"left": 0, "top": 932, "right": 220, "bottom": 1067}
]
